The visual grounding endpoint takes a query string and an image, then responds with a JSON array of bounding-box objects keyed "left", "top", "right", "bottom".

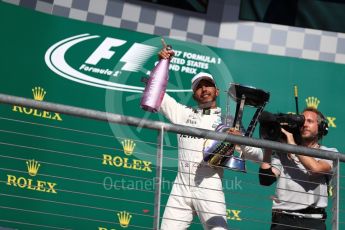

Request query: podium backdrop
[{"left": 0, "top": 2, "right": 344, "bottom": 229}]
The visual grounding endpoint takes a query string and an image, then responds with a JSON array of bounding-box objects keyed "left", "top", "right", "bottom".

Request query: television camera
[{"left": 259, "top": 111, "right": 305, "bottom": 144}]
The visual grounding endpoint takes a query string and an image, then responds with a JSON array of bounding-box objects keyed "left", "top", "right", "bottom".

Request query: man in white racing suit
[{"left": 159, "top": 48, "right": 263, "bottom": 230}]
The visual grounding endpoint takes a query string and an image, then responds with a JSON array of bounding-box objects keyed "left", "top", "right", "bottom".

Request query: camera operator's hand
[
  {"left": 281, "top": 128, "right": 296, "bottom": 160},
  {"left": 281, "top": 128, "right": 296, "bottom": 146}
]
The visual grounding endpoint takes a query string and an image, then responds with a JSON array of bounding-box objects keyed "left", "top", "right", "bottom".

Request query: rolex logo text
[
  {"left": 12, "top": 87, "right": 62, "bottom": 121},
  {"left": 6, "top": 159, "right": 57, "bottom": 194},
  {"left": 226, "top": 208, "right": 241, "bottom": 221},
  {"left": 102, "top": 140, "right": 152, "bottom": 172},
  {"left": 102, "top": 154, "right": 152, "bottom": 172}
]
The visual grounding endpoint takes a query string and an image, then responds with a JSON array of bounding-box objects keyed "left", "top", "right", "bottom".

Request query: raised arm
[{"left": 280, "top": 128, "right": 332, "bottom": 174}]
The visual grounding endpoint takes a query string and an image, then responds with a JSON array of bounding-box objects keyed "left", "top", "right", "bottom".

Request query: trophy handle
[
  {"left": 244, "top": 103, "right": 267, "bottom": 137},
  {"left": 221, "top": 94, "right": 245, "bottom": 164},
  {"left": 232, "top": 94, "right": 246, "bottom": 130}
]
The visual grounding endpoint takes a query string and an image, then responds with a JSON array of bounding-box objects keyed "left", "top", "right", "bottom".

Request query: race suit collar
[{"left": 194, "top": 107, "right": 221, "bottom": 115}]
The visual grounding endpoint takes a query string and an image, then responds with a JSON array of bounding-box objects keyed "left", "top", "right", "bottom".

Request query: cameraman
[{"left": 259, "top": 107, "right": 338, "bottom": 230}]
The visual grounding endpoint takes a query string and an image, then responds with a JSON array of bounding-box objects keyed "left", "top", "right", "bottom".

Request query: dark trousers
[{"left": 271, "top": 212, "right": 326, "bottom": 230}]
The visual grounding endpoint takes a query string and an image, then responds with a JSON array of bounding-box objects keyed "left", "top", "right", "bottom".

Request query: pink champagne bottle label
[{"left": 140, "top": 54, "right": 170, "bottom": 112}]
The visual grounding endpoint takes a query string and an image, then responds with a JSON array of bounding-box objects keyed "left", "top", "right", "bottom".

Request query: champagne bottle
[{"left": 140, "top": 45, "right": 172, "bottom": 112}]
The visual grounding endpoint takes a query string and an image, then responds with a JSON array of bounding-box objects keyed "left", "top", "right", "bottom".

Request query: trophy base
[{"left": 222, "top": 156, "right": 247, "bottom": 173}]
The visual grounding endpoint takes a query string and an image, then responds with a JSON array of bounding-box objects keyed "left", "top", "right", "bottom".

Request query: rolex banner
[{"left": 0, "top": 2, "right": 344, "bottom": 230}]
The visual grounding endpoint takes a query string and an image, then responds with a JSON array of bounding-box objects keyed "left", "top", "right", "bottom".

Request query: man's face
[
  {"left": 300, "top": 111, "right": 319, "bottom": 141},
  {"left": 193, "top": 79, "right": 219, "bottom": 107}
]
